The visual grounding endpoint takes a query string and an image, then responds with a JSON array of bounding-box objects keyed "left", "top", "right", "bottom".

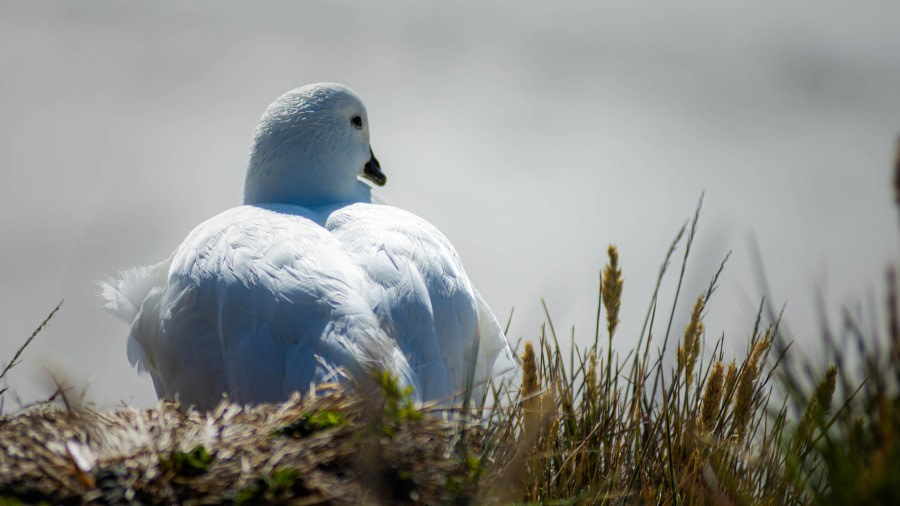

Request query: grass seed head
[
  {"left": 792, "top": 364, "right": 839, "bottom": 453},
  {"left": 815, "top": 364, "right": 838, "bottom": 414},
  {"left": 723, "top": 360, "right": 738, "bottom": 406},
  {"left": 732, "top": 360, "right": 761, "bottom": 443},
  {"left": 678, "top": 295, "right": 705, "bottom": 386},
  {"left": 601, "top": 245, "right": 624, "bottom": 338},
  {"left": 730, "top": 333, "right": 771, "bottom": 443},
  {"left": 522, "top": 341, "right": 539, "bottom": 397},
  {"left": 893, "top": 135, "right": 900, "bottom": 209},
  {"left": 791, "top": 398, "right": 820, "bottom": 454},
  {"left": 889, "top": 268, "right": 900, "bottom": 364},
  {"left": 701, "top": 361, "right": 725, "bottom": 433},
  {"left": 584, "top": 351, "right": 598, "bottom": 407},
  {"left": 750, "top": 331, "right": 771, "bottom": 369}
]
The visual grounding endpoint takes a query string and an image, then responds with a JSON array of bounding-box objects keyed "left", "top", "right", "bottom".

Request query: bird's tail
[
  {"left": 98, "top": 260, "right": 170, "bottom": 322},
  {"left": 98, "top": 259, "right": 171, "bottom": 373}
]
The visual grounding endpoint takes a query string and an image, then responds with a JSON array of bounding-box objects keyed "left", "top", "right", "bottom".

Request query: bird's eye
[{"left": 351, "top": 116, "right": 363, "bottom": 130}]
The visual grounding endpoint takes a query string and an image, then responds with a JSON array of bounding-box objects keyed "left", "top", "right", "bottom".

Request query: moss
[
  {"left": 277, "top": 409, "right": 346, "bottom": 438},
  {"left": 374, "top": 371, "right": 422, "bottom": 438},
  {"left": 160, "top": 445, "right": 212, "bottom": 476},
  {"left": 235, "top": 467, "right": 304, "bottom": 505}
]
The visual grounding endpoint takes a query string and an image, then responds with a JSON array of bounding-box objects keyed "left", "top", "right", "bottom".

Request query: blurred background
[{"left": 1, "top": 1, "right": 898, "bottom": 407}]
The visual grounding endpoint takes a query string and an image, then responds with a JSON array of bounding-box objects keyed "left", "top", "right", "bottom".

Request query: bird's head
[{"left": 243, "top": 83, "right": 385, "bottom": 207}]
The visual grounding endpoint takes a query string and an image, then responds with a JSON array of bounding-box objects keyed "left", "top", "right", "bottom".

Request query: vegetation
[
  {"left": 275, "top": 409, "right": 346, "bottom": 438},
  {"left": 468, "top": 138, "right": 900, "bottom": 504},
  {"left": 160, "top": 445, "right": 213, "bottom": 477},
  {"left": 1, "top": 142, "right": 899, "bottom": 504}
]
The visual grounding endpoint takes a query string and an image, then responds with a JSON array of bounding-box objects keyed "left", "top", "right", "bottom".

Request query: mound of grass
[{"left": 0, "top": 381, "right": 478, "bottom": 504}]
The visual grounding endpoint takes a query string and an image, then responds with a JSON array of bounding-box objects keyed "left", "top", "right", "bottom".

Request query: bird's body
[{"left": 101, "top": 83, "right": 514, "bottom": 408}]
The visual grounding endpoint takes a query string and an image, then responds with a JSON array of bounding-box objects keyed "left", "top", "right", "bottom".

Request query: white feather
[{"left": 99, "top": 261, "right": 169, "bottom": 323}]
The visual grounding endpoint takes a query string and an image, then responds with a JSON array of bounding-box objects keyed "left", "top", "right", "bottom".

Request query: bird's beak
[{"left": 361, "top": 147, "right": 386, "bottom": 187}]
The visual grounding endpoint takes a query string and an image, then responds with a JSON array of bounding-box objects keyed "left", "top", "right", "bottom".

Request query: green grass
[{"left": 275, "top": 408, "right": 347, "bottom": 437}]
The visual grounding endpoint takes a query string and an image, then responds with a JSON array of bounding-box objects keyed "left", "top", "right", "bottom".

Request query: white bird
[{"left": 101, "top": 83, "right": 514, "bottom": 409}]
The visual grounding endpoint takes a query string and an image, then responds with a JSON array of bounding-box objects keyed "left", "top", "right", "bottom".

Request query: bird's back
[{"left": 107, "top": 204, "right": 416, "bottom": 408}]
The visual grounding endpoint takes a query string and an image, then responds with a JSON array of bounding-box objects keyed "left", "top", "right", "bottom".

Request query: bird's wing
[
  {"left": 471, "top": 286, "right": 517, "bottom": 397},
  {"left": 327, "top": 203, "right": 512, "bottom": 402},
  {"left": 99, "top": 258, "right": 171, "bottom": 375},
  {"left": 152, "top": 205, "right": 414, "bottom": 407}
]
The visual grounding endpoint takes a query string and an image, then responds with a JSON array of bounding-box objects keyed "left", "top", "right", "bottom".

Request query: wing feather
[{"left": 326, "top": 203, "right": 513, "bottom": 402}]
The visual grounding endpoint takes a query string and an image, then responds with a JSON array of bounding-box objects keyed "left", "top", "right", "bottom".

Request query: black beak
[{"left": 362, "top": 148, "right": 386, "bottom": 187}]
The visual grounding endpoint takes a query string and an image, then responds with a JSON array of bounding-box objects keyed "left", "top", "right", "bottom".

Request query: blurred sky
[{"left": 1, "top": 1, "right": 898, "bottom": 407}]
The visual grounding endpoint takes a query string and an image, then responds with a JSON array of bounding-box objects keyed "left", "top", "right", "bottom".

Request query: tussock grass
[
  {"left": 477, "top": 198, "right": 793, "bottom": 504},
  {"left": 0, "top": 384, "right": 482, "bottom": 505},
  {"left": 467, "top": 139, "right": 900, "bottom": 503}
]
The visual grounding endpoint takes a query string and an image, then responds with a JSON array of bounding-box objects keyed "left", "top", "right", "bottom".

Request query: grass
[
  {"left": 1, "top": 141, "right": 899, "bottom": 503},
  {"left": 468, "top": 139, "right": 900, "bottom": 504},
  {"left": 0, "top": 300, "right": 62, "bottom": 403},
  {"left": 475, "top": 196, "right": 793, "bottom": 504}
]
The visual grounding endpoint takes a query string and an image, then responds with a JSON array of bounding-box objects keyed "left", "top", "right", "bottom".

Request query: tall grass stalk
[{"left": 0, "top": 300, "right": 62, "bottom": 406}]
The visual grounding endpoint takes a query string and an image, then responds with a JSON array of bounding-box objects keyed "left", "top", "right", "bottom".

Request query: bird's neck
[{"left": 243, "top": 162, "right": 372, "bottom": 208}]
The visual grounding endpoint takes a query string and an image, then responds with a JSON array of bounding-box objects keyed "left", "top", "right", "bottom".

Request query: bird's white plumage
[
  {"left": 101, "top": 83, "right": 514, "bottom": 408},
  {"left": 327, "top": 203, "right": 482, "bottom": 402}
]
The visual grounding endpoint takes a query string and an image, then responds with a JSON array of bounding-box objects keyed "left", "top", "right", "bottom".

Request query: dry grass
[
  {"left": 477, "top": 207, "right": 795, "bottom": 504},
  {"left": 0, "top": 384, "right": 482, "bottom": 505}
]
